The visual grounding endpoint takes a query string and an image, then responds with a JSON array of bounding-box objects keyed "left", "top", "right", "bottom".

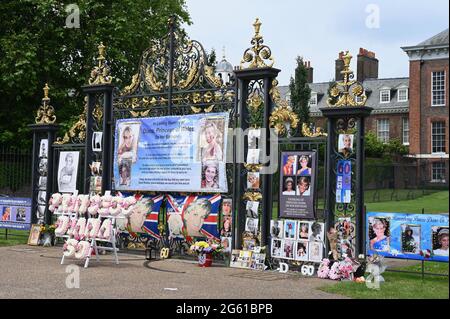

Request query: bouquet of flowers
[
  {"left": 40, "top": 224, "right": 56, "bottom": 234},
  {"left": 328, "top": 261, "right": 342, "bottom": 280},
  {"left": 40, "top": 224, "right": 56, "bottom": 247},
  {"left": 189, "top": 241, "right": 223, "bottom": 257},
  {"left": 338, "top": 257, "right": 354, "bottom": 280},
  {"left": 317, "top": 258, "right": 331, "bottom": 279}
]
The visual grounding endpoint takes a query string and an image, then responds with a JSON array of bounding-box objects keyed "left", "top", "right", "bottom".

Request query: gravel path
[{"left": 0, "top": 245, "right": 347, "bottom": 299}]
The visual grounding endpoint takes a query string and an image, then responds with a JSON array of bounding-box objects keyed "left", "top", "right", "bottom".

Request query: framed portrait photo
[
  {"left": 28, "top": 224, "right": 41, "bottom": 246},
  {"left": 57, "top": 151, "right": 80, "bottom": 193},
  {"left": 92, "top": 132, "right": 103, "bottom": 152},
  {"left": 308, "top": 241, "right": 323, "bottom": 262}
]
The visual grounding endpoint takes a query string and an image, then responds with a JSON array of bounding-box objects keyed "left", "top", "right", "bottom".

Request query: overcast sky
[{"left": 183, "top": 0, "right": 449, "bottom": 85}]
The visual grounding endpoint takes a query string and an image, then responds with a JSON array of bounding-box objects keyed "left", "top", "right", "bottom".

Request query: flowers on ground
[{"left": 189, "top": 241, "right": 223, "bottom": 256}]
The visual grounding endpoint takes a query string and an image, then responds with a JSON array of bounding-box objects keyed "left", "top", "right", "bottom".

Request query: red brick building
[
  {"left": 279, "top": 30, "right": 449, "bottom": 185},
  {"left": 280, "top": 48, "right": 410, "bottom": 145},
  {"left": 402, "top": 29, "right": 449, "bottom": 185}
]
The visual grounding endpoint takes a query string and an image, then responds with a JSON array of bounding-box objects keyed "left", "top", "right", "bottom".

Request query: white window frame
[
  {"left": 431, "top": 121, "right": 446, "bottom": 154},
  {"left": 397, "top": 88, "right": 408, "bottom": 102},
  {"left": 380, "top": 90, "right": 391, "bottom": 104},
  {"left": 309, "top": 93, "right": 318, "bottom": 106},
  {"left": 431, "top": 162, "right": 446, "bottom": 183},
  {"left": 286, "top": 93, "right": 291, "bottom": 104},
  {"left": 402, "top": 117, "right": 409, "bottom": 145},
  {"left": 377, "top": 119, "right": 390, "bottom": 143},
  {"left": 431, "top": 71, "right": 446, "bottom": 107}
]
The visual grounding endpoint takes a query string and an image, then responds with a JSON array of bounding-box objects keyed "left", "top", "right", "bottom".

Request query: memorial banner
[
  {"left": 367, "top": 212, "right": 449, "bottom": 262},
  {"left": 114, "top": 113, "right": 229, "bottom": 192},
  {"left": 0, "top": 197, "right": 32, "bottom": 230},
  {"left": 336, "top": 160, "right": 351, "bottom": 204},
  {"left": 279, "top": 151, "right": 316, "bottom": 219}
]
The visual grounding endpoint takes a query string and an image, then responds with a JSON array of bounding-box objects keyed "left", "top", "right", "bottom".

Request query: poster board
[
  {"left": 0, "top": 197, "right": 32, "bottom": 230},
  {"left": 367, "top": 212, "right": 449, "bottom": 262},
  {"left": 114, "top": 113, "right": 229, "bottom": 193},
  {"left": 279, "top": 151, "right": 317, "bottom": 219}
]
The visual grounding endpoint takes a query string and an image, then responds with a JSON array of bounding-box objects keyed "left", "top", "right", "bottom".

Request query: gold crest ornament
[
  {"left": 88, "top": 42, "right": 113, "bottom": 85},
  {"left": 327, "top": 51, "right": 367, "bottom": 107},
  {"left": 240, "top": 18, "right": 275, "bottom": 69},
  {"left": 35, "top": 84, "right": 57, "bottom": 124}
]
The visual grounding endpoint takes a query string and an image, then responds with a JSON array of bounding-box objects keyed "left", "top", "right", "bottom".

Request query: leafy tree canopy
[{"left": 0, "top": 0, "right": 191, "bottom": 147}]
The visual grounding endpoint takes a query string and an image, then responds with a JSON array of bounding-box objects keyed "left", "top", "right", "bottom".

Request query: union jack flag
[
  {"left": 166, "top": 194, "right": 221, "bottom": 242},
  {"left": 117, "top": 192, "right": 164, "bottom": 240}
]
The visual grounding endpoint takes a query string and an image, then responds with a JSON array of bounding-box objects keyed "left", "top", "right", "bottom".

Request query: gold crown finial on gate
[
  {"left": 35, "top": 83, "right": 56, "bottom": 124},
  {"left": 327, "top": 50, "right": 367, "bottom": 107},
  {"left": 253, "top": 18, "right": 262, "bottom": 39},
  {"left": 88, "top": 42, "right": 113, "bottom": 85},
  {"left": 240, "top": 18, "right": 275, "bottom": 69}
]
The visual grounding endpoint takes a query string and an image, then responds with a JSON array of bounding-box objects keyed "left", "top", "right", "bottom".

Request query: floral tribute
[{"left": 189, "top": 241, "right": 223, "bottom": 257}]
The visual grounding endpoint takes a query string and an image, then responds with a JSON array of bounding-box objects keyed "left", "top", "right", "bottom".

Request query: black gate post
[
  {"left": 81, "top": 85, "right": 115, "bottom": 193},
  {"left": 233, "top": 18, "right": 280, "bottom": 249},
  {"left": 320, "top": 51, "right": 372, "bottom": 256},
  {"left": 82, "top": 42, "right": 114, "bottom": 194},
  {"left": 29, "top": 84, "right": 59, "bottom": 225}
]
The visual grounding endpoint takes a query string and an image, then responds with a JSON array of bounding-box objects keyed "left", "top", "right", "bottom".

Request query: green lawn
[
  {"left": 0, "top": 229, "right": 29, "bottom": 247},
  {"left": 366, "top": 191, "right": 449, "bottom": 214},
  {"left": 320, "top": 261, "right": 449, "bottom": 299}
]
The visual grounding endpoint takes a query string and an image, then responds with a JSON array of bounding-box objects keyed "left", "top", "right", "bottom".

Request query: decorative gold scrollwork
[
  {"left": 88, "top": 42, "right": 113, "bottom": 85},
  {"left": 240, "top": 18, "right": 275, "bottom": 69},
  {"left": 55, "top": 97, "right": 87, "bottom": 144},
  {"left": 247, "top": 91, "right": 264, "bottom": 112},
  {"left": 243, "top": 192, "right": 263, "bottom": 202},
  {"left": 269, "top": 80, "right": 299, "bottom": 136},
  {"left": 327, "top": 51, "right": 367, "bottom": 107},
  {"left": 93, "top": 104, "right": 103, "bottom": 124},
  {"left": 122, "top": 74, "right": 139, "bottom": 96},
  {"left": 301, "top": 123, "right": 328, "bottom": 137},
  {"left": 244, "top": 163, "right": 263, "bottom": 172},
  {"left": 145, "top": 65, "right": 164, "bottom": 92},
  {"left": 35, "top": 83, "right": 56, "bottom": 125}
]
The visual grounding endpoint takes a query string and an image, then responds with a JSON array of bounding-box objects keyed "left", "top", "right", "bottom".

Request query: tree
[
  {"left": 289, "top": 56, "right": 311, "bottom": 130},
  {"left": 207, "top": 47, "right": 217, "bottom": 67},
  {"left": 0, "top": 0, "right": 191, "bottom": 148}
]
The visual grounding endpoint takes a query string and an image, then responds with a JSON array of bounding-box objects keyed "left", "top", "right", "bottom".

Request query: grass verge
[{"left": 320, "top": 261, "right": 449, "bottom": 299}]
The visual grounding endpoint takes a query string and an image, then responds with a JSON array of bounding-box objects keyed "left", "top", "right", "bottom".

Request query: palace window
[
  {"left": 431, "top": 121, "right": 446, "bottom": 153},
  {"left": 309, "top": 93, "right": 318, "bottom": 106},
  {"left": 432, "top": 162, "right": 446, "bottom": 182},
  {"left": 377, "top": 119, "right": 390, "bottom": 143},
  {"left": 432, "top": 71, "right": 446, "bottom": 106},
  {"left": 398, "top": 88, "right": 408, "bottom": 102},
  {"left": 402, "top": 118, "right": 409, "bottom": 145},
  {"left": 380, "top": 90, "right": 391, "bottom": 103}
]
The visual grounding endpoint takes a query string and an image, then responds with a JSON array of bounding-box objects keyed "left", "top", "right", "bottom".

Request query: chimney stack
[
  {"left": 357, "top": 48, "right": 378, "bottom": 82},
  {"left": 335, "top": 51, "right": 345, "bottom": 81},
  {"left": 304, "top": 60, "right": 314, "bottom": 83}
]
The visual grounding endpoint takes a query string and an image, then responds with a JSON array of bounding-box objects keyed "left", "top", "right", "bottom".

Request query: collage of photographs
[
  {"left": 281, "top": 154, "right": 312, "bottom": 197},
  {"left": 230, "top": 248, "right": 266, "bottom": 271},
  {"left": 36, "top": 139, "right": 49, "bottom": 223},
  {"left": 117, "top": 122, "right": 140, "bottom": 187},
  {"left": 199, "top": 116, "right": 226, "bottom": 191},
  {"left": 331, "top": 217, "right": 356, "bottom": 259},
  {"left": 368, "top": 215, "right": 449, "bottom": 258},
  {"left": 220, "top": 199, "right": 233, "bottom": 253},
  {"left": 270, "top": 219, "right": 325, "bottom": 262}
]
